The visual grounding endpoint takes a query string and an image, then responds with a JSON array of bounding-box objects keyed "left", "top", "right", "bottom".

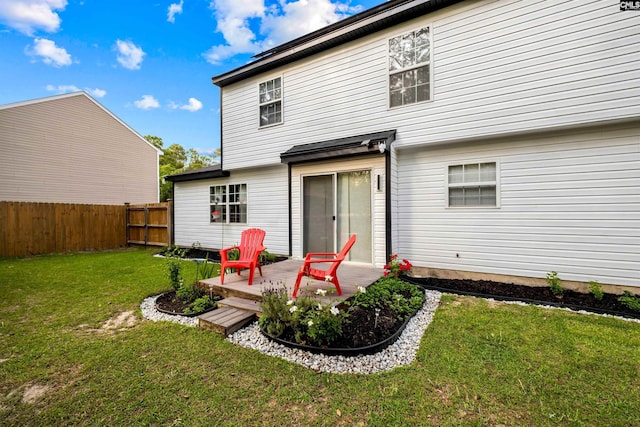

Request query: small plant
[
  {"left": 383, "top": 254, "right": 413, "bottom": 278},
  {"left": 165, "top": 247, "right": 186, "bottom": 291},
  {"left": 618, "top": 291, "right": 640, "bottom": 313},
  {"left": 259, "top": 250, "right": 278, "bottom": 264},
  {"left": 258, "top": 283, "right": 294, "bottom": 338},
  {"left": 348, "top": 277, "right": 424, "bottom": 320},
  {"left": 195, "top": 254, "right": 218, "bottom": 281},
  {"left": 184, "top": 295, "right": 216, "bottom": 314},
  {"left": 546, "top": 271, "right": 563, "bottom": 296},
  {"left": 589, "top": 280, "right": 604, "bottom": 301},
  {"left": 259, "top": 282, "right": 345, "bottom": 346}
]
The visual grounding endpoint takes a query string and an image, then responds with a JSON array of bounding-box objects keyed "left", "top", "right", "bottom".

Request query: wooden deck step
[
  {"left": 217, "top": 297, "right": 263, "bottom": 317},
  {"left": 198, "top": 307, "right": 255, "bottom": 337}
]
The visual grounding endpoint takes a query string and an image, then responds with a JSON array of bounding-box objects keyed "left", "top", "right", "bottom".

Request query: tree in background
[{"left": 145, "top": 135, "right": 219, "bottom": 201}]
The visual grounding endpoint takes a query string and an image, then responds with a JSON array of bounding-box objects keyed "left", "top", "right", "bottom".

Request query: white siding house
[
  {"left": 0, "top": 92, "right": 161, "bottom": 205},
  {"left": 170, "top": 0, "right": 640, "bottom": 289}
]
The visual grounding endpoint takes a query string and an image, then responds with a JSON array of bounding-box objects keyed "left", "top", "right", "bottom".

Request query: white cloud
[
  {"left": 182, "top": 97, "right": 203, "bottom": 112},
  {"left": 0, "top": 0, "right": 67, "bottom": 35},
  {"left": 28, "top": 37, "right": 72, "bottom": 66},
  {"left": 203, "top": 0, "right": 266, "bottom": 64},
  {"left": 134, "top": 95, "right": 160, "bottom": 110},
  {"left": 203, "top": 0, "right": 362, "bottom": 64},
  {"left": 115, "top": 39, "right": 145, "bottom": 70},
  {"left": 46, "top": 84, "right": 107, "bottom": 98},
  {"left": 167, "top": 0, "right": 184, "bottom": 23},
  {"left": 89, "top": 88, "right": 107, "bottom": 98},
  {"left": 169, "top": 97, "right": 203, "bottom": 112},
  {"left": 261, "top": 0, "right": 362, "bottom": 47}
]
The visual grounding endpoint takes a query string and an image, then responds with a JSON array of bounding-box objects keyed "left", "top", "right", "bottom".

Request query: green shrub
[
  {"left": 546, "top": 271, "right": 563, "bottom": 296},
  {"left": 259, "top": 283, "right": 345, "bottom": 346},
  {"left": 164, "top": 248, "right": 186, "bottom": 291},
  {"left": 589, "top": 281, "right": 604, "bottom": 301},
  {"left": 618, "top": 291, "right": 640, "bottom": 312},
  {"left": 184, "top": 296, "right": 216, "bottom": 315},
  {"left": 349, "top": 277, "right": 424, "bottom": 320},
  {"left": 258, "top": 284, "right": 292, "bottom": 338}
]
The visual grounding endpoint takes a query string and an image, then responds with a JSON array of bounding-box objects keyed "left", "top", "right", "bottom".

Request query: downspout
[
  {"left": 288, "top": 162, "right": 293, "bottom": 257},
  {"left": 170, "top": 181, "right": 175, "bottom": 246},
  {"left": 218, "top": 87, "right": 224, "bottom": 171},
  {"left": 385, "top": 148, "right": 392, "bottom": 263}
]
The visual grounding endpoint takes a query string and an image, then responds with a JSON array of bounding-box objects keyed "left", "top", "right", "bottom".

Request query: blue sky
[{"left": 0, "top": 0, "right": 385, "bottom": 155}]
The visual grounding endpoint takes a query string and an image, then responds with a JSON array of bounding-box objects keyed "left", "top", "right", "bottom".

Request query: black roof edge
[
  {"left": 165, "top": 166, "right": 230, "bottom": 182},
  {"left": 212, "top": 0, "right": 462, "bottom": 87},
  {"left": 280, "top": 130, "right": 396, "bottom": 165}
]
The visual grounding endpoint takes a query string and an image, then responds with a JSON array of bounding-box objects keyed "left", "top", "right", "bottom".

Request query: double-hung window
[
  {"left": 210, "top": 184, "right": 247, "bottom": 223},
  {"left": 259, "top": 77, "right": 282, "bottom": 127},
  {"left": 448, "top": 162, "right": 498, "bottom": 207},
  {"left": 388, "top": 26, "right": 431, "bottom": 107}
]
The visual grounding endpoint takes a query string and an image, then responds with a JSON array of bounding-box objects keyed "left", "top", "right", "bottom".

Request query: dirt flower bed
[
  {"left": 259, "top": 277, "right": 425, "bottom": 353},
  {"left": 404, "top": 276, "right": 640, "bottom": 320}
]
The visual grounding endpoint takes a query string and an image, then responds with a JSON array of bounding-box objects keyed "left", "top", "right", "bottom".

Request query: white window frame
[
  {"left": 210, "top": 183, "right": 248, "bottom": 223},
  {"left": 387, "top": 25, "right": 432, "bottom": 108},
  {"left": 446, "top": 161, "right": 500, "bottom": 208},
  {"left": 258, "top": 76, "right": 283, "bottom": 128}
]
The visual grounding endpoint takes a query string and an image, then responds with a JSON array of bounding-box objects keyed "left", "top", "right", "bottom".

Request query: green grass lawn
[{"left": 1, "top": 249, "right": 639, "bottom": 426}]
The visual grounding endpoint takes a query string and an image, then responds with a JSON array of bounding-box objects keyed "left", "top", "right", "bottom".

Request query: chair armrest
[
  {"left": 220, "top": 245, "right": 239, "bottom": 263},
  {"left": 304, "top": 257, "right": 340, "bottom": 264},
  {"left": 304, "top": 252, "right": 337, "bottom": 260}
]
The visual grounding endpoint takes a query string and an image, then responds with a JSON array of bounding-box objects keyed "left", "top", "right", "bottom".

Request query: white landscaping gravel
[
  {"left": 140, "top": 290, "right": 442, "bottom": 374},
  {"left": 140, "top": 289, "right": 640, "bottom": 374}
]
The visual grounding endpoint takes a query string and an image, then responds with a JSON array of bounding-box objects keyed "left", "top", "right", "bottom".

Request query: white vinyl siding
[
  {"left": 173, "top": 165, "right": 288, "bottom": 254},
  {"left": 220, "top": 0, "right": 640, "bottom": 170},
  {"left": 396, "top": 123, "right": 640, "bottom": 287}
]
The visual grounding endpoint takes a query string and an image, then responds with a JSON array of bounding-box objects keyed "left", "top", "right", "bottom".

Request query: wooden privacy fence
[
  {"left": 126, "top": 202, "right": 171, "bottom": 247},
  {"left": 0, "top": 201, "right": 172, "bottom": 257}
]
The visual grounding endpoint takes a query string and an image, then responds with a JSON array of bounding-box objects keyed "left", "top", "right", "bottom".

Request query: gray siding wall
[
  {"left": 0, "top": 93, "right": 159, "bottom": 204},
  {"left": 396, "top": 122, "right": 640, "bottom": 287}
]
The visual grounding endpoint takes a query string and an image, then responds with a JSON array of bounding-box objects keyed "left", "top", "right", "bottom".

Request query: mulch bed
[
  {"left": 158, "top": 247, "right": 288, "bottom": 265},
  {"left": 403, "top": 276, "right": 640, "bottom": 320}
]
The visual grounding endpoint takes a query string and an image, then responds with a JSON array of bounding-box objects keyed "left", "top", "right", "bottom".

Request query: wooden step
[
  {"left": 198, "top": 307, "right": 255, "bottom": 337},
  {"left": 217, "top": 297, "right": 262, "bottom": 317}
]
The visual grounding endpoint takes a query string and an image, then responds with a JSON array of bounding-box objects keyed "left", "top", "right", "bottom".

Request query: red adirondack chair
[
  {"left": 219, "top": 228, "right": 266, "bottom": 286},
  {"left": 292, "top": 234, "right": 357, "bottom": 298}
]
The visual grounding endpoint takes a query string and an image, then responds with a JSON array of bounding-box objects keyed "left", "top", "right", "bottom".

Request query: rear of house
[
  {"left": 170, "top": 0, "right": 640, "bottom": 290},
  {"left": 0, "top": 92, "right": 161, "bottom": 205}
]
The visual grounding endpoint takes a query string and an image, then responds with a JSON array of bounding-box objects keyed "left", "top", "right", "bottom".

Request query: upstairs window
[
  {"left": 210, "top": 184, "right": 247, "bottom": 223},
  {"left": 259, "top": 77, "right": 282, "bottom": 127},
  {"left": 448, "top": 162, "right": 498, "bottom": 207},
  {"left": 388, "top": 27, "right": 431, "bottom": 108}
]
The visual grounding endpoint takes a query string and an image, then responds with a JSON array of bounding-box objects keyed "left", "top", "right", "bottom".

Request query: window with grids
[
  {"left": 259, "top": 77, "right": 282, "bottom": 127},
  {"left": 448, "top": 162, "right": 497, "bottom": 207},
  {"left": 210, "top": 184, "right": 247, "bottom": 223},
  {"left": 388, "top": 26, "right": 430, "bottom": 108}
]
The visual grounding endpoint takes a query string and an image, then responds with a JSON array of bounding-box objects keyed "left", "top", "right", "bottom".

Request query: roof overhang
[
  {"left": 212, "top": 0, "right": 462, "bottom": 87},
  {"left": 280, "top": 130, "right": 396, "bottom": 165},
  {"left": 165, "top": 165, "right": 230, "bottom": 182}
]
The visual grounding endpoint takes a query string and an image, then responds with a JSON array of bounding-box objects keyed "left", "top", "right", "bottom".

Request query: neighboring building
[
  {"left": 0, "top": 92, "right": 161, "bottom": 204},
  {"left": 169, "top": 0, "right": 640, "bottom": 289}
]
